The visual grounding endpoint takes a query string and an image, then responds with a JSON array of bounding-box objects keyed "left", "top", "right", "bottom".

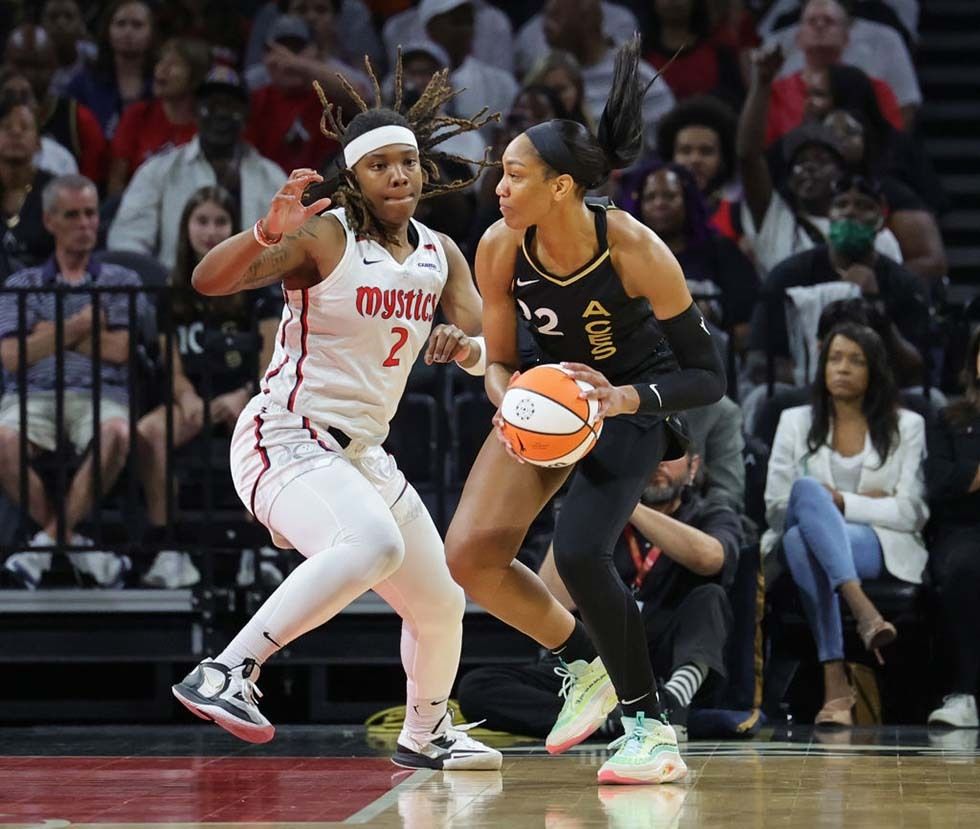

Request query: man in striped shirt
[{"left": 0, "top": 174, "right": 141, "bottom": 588}]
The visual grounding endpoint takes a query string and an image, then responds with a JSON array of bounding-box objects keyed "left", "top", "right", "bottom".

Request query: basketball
[{"left": 499, "top": 364, "right": 604, "bottom": 468}]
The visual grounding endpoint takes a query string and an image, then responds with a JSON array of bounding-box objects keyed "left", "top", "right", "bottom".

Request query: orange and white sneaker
[{"left": 597, "top": 712, "right": 687, "bottom": 785}]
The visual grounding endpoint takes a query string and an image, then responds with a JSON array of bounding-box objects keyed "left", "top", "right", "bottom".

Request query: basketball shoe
[
  {"left": 597, "top": 712, "right": 687, "bottom": 785},
  {"left": 172, "top": 658, "right": 274, "bottom": 743},
  {"left": 546, "top": 657, "right": 619, "bottom": 754},
  {"left": 393, "top": 711, "right": 503, "bottom": 771}
]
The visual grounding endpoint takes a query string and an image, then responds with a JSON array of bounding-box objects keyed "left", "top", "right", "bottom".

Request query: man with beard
[{"left": 457, "top": 416, "right": 743, "bottom": 740}]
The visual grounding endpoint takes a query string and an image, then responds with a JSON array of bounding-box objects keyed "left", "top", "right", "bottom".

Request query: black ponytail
[
  {"left": 525, "top": 34, "right": 655, "bottom": 190},
  {"left": 596, "top": 33, "right": 646, "bottom": 170}
]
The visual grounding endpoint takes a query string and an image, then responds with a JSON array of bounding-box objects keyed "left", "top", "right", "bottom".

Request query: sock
[
  {"left": 403, "top": 695, "right": 450, "bottom": 741},
  {"left": 550, "top": 618, "right": 597, "bottom": 664},
  {"left": 621, "top": 690, "right": 661, "bottom": 719},
  {"left": 664, "top": 662, "right": 707, "bottom": 709}
]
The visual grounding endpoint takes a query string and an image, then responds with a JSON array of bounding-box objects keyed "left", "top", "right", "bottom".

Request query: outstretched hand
[
  {"left": 750, "top": 42, "right": 784, "bottom": 87},
  {"left": 263, "top": 168, "right": 332, "bottom": 238},
  {"left": 560, "top": 362, "right": 637, "bottom": 418}
]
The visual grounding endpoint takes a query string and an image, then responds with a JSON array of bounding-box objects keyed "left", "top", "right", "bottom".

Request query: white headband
[{"left": 343, "top": 125, "right": 419, "bottom": 168}]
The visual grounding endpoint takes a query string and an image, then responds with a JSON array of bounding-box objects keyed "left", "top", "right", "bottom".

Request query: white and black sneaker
[
  {"left": 393, "top": 713, "right": 502, "bottom": 771},
  {"left": 172, "top": 658, "right": 274, "bottom": 744}
]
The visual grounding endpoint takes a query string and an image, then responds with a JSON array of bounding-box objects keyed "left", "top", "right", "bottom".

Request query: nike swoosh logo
[
  {"left": 515, "top": 278, "right": 539, "bottom": 287},
  {"left": 649, "top": 384, "right": 663, "bottom": 407},
  {"left": 262, "top": 630, "right": 283, "bottom": 648},
  {"left": 363, "top": 258, "right": 383, "bottom": 265}
]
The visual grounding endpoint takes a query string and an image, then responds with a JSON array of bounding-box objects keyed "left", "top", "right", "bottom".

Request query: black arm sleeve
[{"left": 633, "top": 302, "right": 727, "bottom": 414}]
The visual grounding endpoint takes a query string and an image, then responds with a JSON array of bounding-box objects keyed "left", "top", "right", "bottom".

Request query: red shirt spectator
[
  {"left": 245, "top": 85, "right": 338, "bottom": 173},
  {"left": 111, "top": 98, "right": 197, "bottom": 177},
  {"left": 765, "top": 69, "right": 902, "bottom": 146}
]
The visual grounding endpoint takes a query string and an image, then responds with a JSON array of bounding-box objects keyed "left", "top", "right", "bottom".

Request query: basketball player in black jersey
[{"left": 444, "top": 37, "right": 727, "bottom": 785}]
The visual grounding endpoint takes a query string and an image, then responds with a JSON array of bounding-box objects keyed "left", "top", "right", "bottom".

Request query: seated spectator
[
  {"left": 107, "top": 37, "right": 210, "bottom": 198},
  {"left": 64, "top": 0, "right": 156, "bottom": 140},
  {"left": 822, "top": 64, "right": 948, "bottom": 216},
  {"left": 153, "top": 0, "right": 248, "bottom": 67},
  {"left": 108, "top": 67, "right": 286, "bottom": 270},
  {"left": 539, "top": 0, "right": 675, "bottom": 152},
  {"left": 619, "top": 160, "right": 759, "bottom": 352},
  {"left": 522, "top": 50, "right": 594, "bottom": 130},
  {"left": 458, "top": 419, "right": 743, "bottom": 740},
  {"left": 763, "top": 1, "right": 904, "bottom": 147},
  {"left": 822, "top": 108, "right": 946, "bottom": 284},
  {"left": 748, "top": 174, "right": 929, "bottom": 385},
  {"left": 40, "top": 0, "right": 97, "bottom": 97},
  {"left": 763, "top": 323, "right": 929, "bottom": 726},
  {"left": 245, "top": 15, "right": 367, "bottom": 172},
  {"left": 924, "top": 327, "right": 980, "bottom": 729},
  {"left": 749, "top": 296, "right": 936, "bottom": 443},
  {"left": 137, "top": 185, "right": 281, "bottom": 589},
  {"left": 3, "top": 24, "right": 107, "bottom": 185},
  {"left": 655, "top": 95, "right": 740, "bottom": 242},
  {"left": 737, "top": 43, "right": 902, "bottom": 276},
  {"left": 0, "top": 92, "right": 56, "bottom": 267},
  {"left": 244, "top": 7, "right": 371, "bottom": 97},
  {"left": 514, "top": 0, "right": 639, "bottom": 77},
  {"left": 384, "top": 0, "right": 514, "bottom": 74},
  {"left": 769, "top": 0, "right": 921, "bottom": 129},
  {"left": 419, "top": 0, "right": 518, "bottom": 141},
  {"left": 0, "top": 71, "right": 79, "bottom": 177},
  {"left": 0, "top": 174, "right": 140, "bottom": 589},
  {"left": 298, "top": 0, "right": 386, "bottom": 73},
  {"left": 641, "top": 0, "right": 745, "bottom": 106}
]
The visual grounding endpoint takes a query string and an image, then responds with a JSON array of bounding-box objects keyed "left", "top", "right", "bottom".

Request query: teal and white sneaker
[
  {"left": 597, "top": 712, "right": 687, "bottom": 785},
  {"left": 545, "top": 657, "right": 619, "bottom": 754}
]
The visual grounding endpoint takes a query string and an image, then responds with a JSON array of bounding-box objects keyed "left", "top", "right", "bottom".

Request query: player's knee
[
  {"left": 364, "top": 525, "right": 406, "bottom": 582},
  {"left": 552, "top": 541, "right": 603, "bottom": 592}
]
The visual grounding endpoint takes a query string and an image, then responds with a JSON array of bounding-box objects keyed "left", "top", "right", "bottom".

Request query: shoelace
[
  {"left": 239, "top": 677, "right": 264, "bottom": 707},
  {"left": 606, "top": 712, "right": 649, "bottom": 753},
  {"left": 553, "top": 664, "right": 580, "bottom": 700}
]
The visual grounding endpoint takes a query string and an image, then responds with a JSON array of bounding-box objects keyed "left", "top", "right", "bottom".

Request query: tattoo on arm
[
  {"left": 284, "top": 223, "right": 319, "bottom": 243},
  {"left": 241, "top": 246, "right": 292, "bottom": 288}
]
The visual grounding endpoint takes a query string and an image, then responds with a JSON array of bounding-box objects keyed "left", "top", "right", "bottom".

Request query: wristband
[
  {"left": 456, "top": 335, "right": 486, "bottom": 376},
  {"left": 253, "top": 219, "right": 282, "bottom": 247}
]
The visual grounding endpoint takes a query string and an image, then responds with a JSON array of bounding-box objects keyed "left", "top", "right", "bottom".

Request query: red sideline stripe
[
  {"left": 250, "top": 413, "right": 271, "bottom": 517},
  {"left": 302, "top": 416, "right": 332, "bottom": 452},
  {"left": 287, "top": 288, "right": 310, "bottom": 412}
]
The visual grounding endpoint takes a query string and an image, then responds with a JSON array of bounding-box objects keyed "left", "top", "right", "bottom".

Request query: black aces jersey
[{"left": 513, "top": 200, "right": 677, "bottom": 385}]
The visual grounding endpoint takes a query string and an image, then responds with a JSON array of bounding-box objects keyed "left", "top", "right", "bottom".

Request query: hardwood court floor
[{"left": 0, "top": 725, "right": 978, "bottom": 827}]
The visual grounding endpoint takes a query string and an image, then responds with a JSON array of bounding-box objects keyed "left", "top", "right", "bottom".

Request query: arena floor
[{"left": 1, "top": 724, "right": 978, "bottom": 827}]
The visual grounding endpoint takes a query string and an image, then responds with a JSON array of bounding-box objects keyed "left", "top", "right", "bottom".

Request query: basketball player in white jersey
[{"left": 171, "top": 67, "right": 502, "bottom": 770}]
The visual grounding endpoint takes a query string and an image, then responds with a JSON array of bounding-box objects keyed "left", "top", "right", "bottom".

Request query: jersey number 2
[{"left": 383, "top": 326, "right": 409, "bottom": 367}]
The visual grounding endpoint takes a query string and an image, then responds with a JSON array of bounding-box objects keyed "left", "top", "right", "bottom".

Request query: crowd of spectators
[{"left": 0, "top": 0, "right": 976, "bottom": 731}]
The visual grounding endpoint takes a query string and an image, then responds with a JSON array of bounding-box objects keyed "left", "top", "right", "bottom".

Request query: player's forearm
[{"left": 192, "top": 224, "right": 285, "bottom": 296}]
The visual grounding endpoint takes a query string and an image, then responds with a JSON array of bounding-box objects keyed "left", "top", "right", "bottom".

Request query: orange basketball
[{"left": 499, "top": 364, "right": 603, "bottom": 467}]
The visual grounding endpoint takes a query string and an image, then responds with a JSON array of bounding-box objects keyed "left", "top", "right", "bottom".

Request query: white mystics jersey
[{"left": 260, "top": 207, "right": 448, "bottom": 444}]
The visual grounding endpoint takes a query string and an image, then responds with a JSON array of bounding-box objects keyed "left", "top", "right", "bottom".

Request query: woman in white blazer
[{"left": 763, "top": 322, "right": 929, "bottom": 726}]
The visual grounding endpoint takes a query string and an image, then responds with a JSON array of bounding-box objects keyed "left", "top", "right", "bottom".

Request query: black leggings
[
  {"left": 553, "top": 415, "right": 668, "bottom": 711},
  {"left": 932, "top": 528, "right": 980, "bottom": 694}
]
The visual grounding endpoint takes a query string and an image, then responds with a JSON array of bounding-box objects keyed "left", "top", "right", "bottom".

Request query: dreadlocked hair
[{"left": 314, "top": 50, "right": 500, "bottom": 245}]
